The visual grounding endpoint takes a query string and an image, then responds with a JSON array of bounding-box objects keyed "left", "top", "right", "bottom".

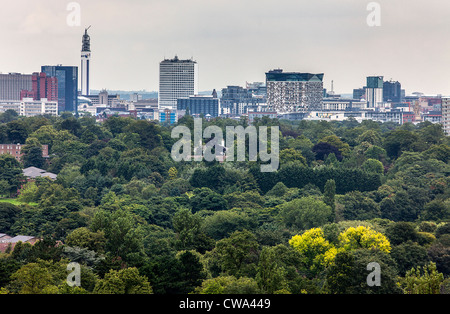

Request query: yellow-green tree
[
  {"left": 168, "top": 166, "right": 178, "bottom": 180},
  {"left": 289, "top": 228, "right": 339, "bottom": 275},
  {"left": 338, "top": 226, "right": 391, "bottom": 253}
]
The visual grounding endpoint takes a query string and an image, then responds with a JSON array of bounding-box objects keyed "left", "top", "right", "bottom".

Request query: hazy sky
[{"left": 1, "top": 0, "right": 449, "bottom": 95}]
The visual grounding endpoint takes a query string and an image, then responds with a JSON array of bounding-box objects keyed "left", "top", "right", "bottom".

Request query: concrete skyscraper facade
[
  {"left": 266, "top": 69, "right": 324, "bottom": 114},
  {"left": 158, "top": 56, "right": 198, "bottom": 109},
  {"left": 0, "top": 73, "right": 32, "bottom": 100},
  {"left": 81, "top": 26, "right": 91, "bottom": 96},
  {"left": 442, "top": 97, "right": 450, "bottom": 135},
  {"left": 366, "top": 76, "right": 384, "bottom": 109}
]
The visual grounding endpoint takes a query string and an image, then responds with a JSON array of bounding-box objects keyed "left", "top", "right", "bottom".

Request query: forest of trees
[{"left": 0, "top": 109, "right": 449, "bottom": 294}]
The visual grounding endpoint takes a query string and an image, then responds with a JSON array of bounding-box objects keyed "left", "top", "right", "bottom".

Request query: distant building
[
  {"left": 366, "top": 76, "right": 384, "bottom": 108},
  {"left": 177, "top": 94, "right": 220, "bottom": 118},
  {"left": 247, "top": 111, "right": 278, "bottom": 123},
  {"left": 266, "top": 69, "right": 324, "bottom": 114},
  {"left": 221, "top": 84, "right": 266, "bottom": 115},
  {"left": 159, "top": 56, "right": 198, "bottom": 109},
  {"left": 81, "top": 26, "right": 92, "bottom": 96},
  {"left": 322, "top": 98, "right": 367, "bottom": 111},
  {"left": 83, "top": 89, "right": 120, "bottom": 106},
  {"left": 23, "top": 166, "right": 57, "bottom": 180},
  {"left": 0, "top": 144, "right": 49, "bottom": 161},
  {"left": 383, "top": 80, "right": 402, "bottom": 103},
  {"left": 0, "top": 98, "right": 58, "bottom": 117},
  {"left": 0, "top": 73, "right": 33, "bottom": 101},
  {"left": 441, "top": 97, "right": 450, "bottom": 135},
  {"left": 353, "top": 88, "right": 366, "bottom": 101},
  {"left": 20, "top": 72, "right": 58, "bottom": 102},
  {"left": 0, "top": 234, "right": 40, "bottom": 253},
  {"left": 159, "top": 108, "right": 178, "bottom": 124},
  {"left": 41, "top": 65, "right": 78, "bottom": 114}
]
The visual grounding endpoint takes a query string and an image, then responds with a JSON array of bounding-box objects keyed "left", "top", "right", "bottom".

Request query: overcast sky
[{"left": 1, "top": 0, "right": 449, "bottom": 95}]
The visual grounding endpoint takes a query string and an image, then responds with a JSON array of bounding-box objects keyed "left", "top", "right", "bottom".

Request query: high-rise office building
[
  {"left": 266, "top": 69, "right": 324, "bottom": 114},
  {"left": 0, "top": 73, "right": 32, "bottom": 100},
  {"left": 41, "top": 65, "right": 78, "bottom": 114},
  {"left": 159, "top": 56, "right": 198, "bottom": 109},
  {"left": 383, "top": 80, "right": 402, "bottom": 103},
  {"left": 81, "top": 26, "right": 91, "bottom": 96},
  {"left": 366, "top": 76, "right": 384, "bottom": 109}
]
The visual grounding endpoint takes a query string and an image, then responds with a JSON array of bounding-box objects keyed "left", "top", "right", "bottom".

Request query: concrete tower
[{"left": 81, "top": 26, "right": 91, "bottom": 96}]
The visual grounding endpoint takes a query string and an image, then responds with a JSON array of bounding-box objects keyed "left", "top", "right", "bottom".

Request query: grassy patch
[{"left": 0, "top": 198, "right": 38, "bottom": 206}]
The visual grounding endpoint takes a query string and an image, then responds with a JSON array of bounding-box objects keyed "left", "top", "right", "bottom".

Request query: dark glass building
[
  {"left": 41, "top": 65, "right": 78, "bottom": 114},
  {"left": 383, "top": 80, "right": 402, "bottom": 103}
]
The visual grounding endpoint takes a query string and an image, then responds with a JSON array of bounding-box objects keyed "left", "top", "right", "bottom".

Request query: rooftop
[{"left": 23, "top": 166, "right": 57, "bottom": 180}]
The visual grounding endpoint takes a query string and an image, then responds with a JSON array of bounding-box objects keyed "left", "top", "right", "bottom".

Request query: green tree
[
  {"left": 256, "top": 246, "right": 288, "bottom": 293},
  {"left": 399, "top": 262, "right": 444, "bottom": 294},
  {"left": 278, "top": 196, "right": 333, "bottom": 230},
  {"left": 323, "top": 179, "right": 336, "bottom": 218},
  {"left": 194, "top": 276, "right": 262, "bottom": 294},
  {"left": 215, "top": 230, "right": 259, "bottom": 277},
  {"left": 93, "top": 267, "right": 153, "bottom": 294}
]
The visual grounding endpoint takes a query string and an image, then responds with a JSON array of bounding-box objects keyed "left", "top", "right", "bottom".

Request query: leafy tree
[
  {"left": 65, "top": 227, "right": 107, "bottom": 253},
  {"left": 337, "top": 191, "right": 381, "bottom": 221},
  {"left": 338, "top": 226, "right": 391, "bottom": 253},
  {"left": 0, "top": 202, "right": 20, "bottom": 234},
  {"left": 10, "top": 262, "right": 55, "bottom": 294},
  {"left": 256, "top": 246, "right": 288, "bottom": 293},
  {"left": 362, "top": 158, "right": 384, "bottom": 175},
  {"left": 194, "top": 276, "right": 262, "bottom": 294},
  {"left": 278, "top": 196, "right": 332, "bottom": 231},
  {"left": 312, "top": 142, "right": 342, "bottom": 161},
  {"left": 94, "top": 267, "right": 153, "bottom": 294},
  {"left": 279, "top": 148, "right": 307, "bottom": 166},
  {"left": 399, "top": 262, "right": 444, "bottom": 294},
  {"left": 17, "top": 181, "right": 39, "bottom": 204},
  {"left": 289, "top": 228, "right": 338, "bottom": 276},
  {"left": 323, "top": 179, "right": 336, "bottom": 217},
  {"left": 190, "top": 187, "right": 227, "bottom": 213},
  {"left": 215, "top": 230, "right": 259, "bottom": 277},
  {"left": 0, "top": 154, "right": 23, "bottom": 196},
  {"left": 326, "top": 248, "right": 402, "bottom": 294}
]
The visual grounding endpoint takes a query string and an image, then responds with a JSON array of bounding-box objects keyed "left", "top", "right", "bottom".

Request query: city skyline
[{"left": 1, "top": 0, "right": 450, "bottom": 95}]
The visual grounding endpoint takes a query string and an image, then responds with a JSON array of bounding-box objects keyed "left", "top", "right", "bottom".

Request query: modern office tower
[
  {"left": 159, "top": 55, "right": 198, "bottom": 109},
  {"left": 20, "top": 72, "right": 58, "bottom": 102},
  {"left": 41, "top": 65, "right": 78, "bottom": 114},
  {"left": 365, "top": 76, "right": 384, "bottom": 108},
  {"left": 0, "top": 73, "right": 32, "bottom": 100},
  {"left": 442, "top": 97, "right": 450, "bottom": 135},
  {"left": 81, "top": 26, "right": 91, "bottom": 96},
  {"left": 177, "top": 95, "right": 220, "bottom": 118},
  {"left": 265, "top": 69, "right": 324, "bottom": 114},
  {"left": 383, "top": 80, "right": 402, "bottom": 103}
]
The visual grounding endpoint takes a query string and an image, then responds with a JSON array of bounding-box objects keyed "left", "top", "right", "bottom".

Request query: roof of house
[
  {"left": 23, "top": 166, "right": 57, "bottom": 180},
  {"left": 6, "top": 235, "right": 35, "bottom": 243}
]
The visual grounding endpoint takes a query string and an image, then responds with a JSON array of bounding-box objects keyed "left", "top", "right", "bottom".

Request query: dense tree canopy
[{"left": 0, "top": 112, "right": 449, "bottom": 294}]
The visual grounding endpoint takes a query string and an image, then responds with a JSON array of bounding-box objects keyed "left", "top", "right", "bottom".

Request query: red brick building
[{"left": 0, "top": 144, "right": 49, "bottom": 161}]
